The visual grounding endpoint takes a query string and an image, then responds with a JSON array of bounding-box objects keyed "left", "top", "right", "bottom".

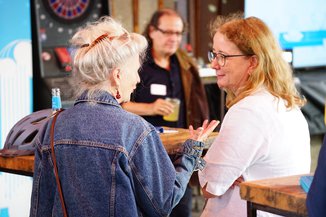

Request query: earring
[{"left": 116, "top": 89, "right": 121, "bottom": 99}]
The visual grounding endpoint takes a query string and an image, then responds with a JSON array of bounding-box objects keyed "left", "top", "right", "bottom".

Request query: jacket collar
[
  {"left": 74, "top": 90, "right": 120, "bottom": 107},
  {"left": 146, "top": 46, "right": 181, "bottom": 68},
  {"left": 175, "top": 49, "right": 191, "bottom": 71}
]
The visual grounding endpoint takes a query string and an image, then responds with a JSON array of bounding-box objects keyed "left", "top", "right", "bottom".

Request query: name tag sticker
[{"left": 150, "top": 84, "right": 167, "bottom": 96}]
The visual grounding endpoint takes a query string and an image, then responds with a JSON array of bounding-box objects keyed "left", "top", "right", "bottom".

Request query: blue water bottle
[{"left": 52, "top": 88, "right": 62, "bottom": 112}]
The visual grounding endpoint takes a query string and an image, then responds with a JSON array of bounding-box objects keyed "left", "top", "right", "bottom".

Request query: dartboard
[
  {"left": 37, "top": 0, "right": 107, "bottom": 46},
  {"left": 44, "top": 0, "right": 93, "bottom": 23}
]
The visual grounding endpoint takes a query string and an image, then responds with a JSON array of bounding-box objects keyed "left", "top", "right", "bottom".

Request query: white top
[{"left": 199, "top": 87, "right": 311, "bottom": 217}]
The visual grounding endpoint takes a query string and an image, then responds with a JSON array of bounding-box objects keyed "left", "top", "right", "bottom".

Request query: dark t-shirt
[
  {"left": 307, "top": 135, "right": 326, "bottom": 217},
  {"left": 132, "top": 50, "right": 186, "bottom": 128}
]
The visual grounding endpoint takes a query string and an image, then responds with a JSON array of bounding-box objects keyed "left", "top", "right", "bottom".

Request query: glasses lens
[
  {"left": 156, "top": 27, "right": 183, "bottom": 37},
  {"left": 208, "top": 51, "right": 214, "bottom": 62},
  {"left": 218, "top": 54, "right": 224, "bottom": 66}
]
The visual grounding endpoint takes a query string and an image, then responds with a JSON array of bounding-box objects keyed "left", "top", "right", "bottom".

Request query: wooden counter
[
  {"left": 161, "top": 128, "right": 217, "bottom": 153},
  {"left": 0, "top": 155, "right": 34, "bottom": 177},
  {"left": 0, "top": 128, "right": 217, "bottom": 177},
  {"left": 240, "top": 174, "right": 308, "bottom": 217}
]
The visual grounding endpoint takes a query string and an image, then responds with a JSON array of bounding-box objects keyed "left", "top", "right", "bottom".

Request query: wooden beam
[
  {"left": 132, "top": 0, "right": 139, "bottom": 32},
  {"left": 158, "top": 0, "right": 164, "bottom": 9}
]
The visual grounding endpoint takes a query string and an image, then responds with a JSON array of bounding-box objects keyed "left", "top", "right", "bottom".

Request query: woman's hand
[
  {"left": 189, "top": 120, "right": 219, "bottom": 142},
  {"left": 230, "top": 176, "right": 244, "bottom": 189},
  {"left": 202, "top": 176, "right": 244, "bottom": 199}
]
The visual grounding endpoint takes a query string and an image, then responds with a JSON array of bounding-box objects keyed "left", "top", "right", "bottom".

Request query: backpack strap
[{"left": 50, "top": 109, "right": 68, "bottom": 217}]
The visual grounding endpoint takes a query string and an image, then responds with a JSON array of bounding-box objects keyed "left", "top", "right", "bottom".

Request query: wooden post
[
  {"left": 132, "top": 0, "right": 139, "bottom": 33},
  {"left": 158, "top": 0, "right": 164, "bottom": 9}
]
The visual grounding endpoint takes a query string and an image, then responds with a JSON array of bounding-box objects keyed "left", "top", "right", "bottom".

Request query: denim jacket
[{"left": 30, "top": 91, "right": 205, "bottom": 217}]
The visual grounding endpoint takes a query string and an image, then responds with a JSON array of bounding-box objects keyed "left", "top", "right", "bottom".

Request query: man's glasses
[
  {"left": 155, "top": 27, "right": 184, "bottom": 37},
  {"left": 208, "top": 50, "right": 253, "bottom": 67}
]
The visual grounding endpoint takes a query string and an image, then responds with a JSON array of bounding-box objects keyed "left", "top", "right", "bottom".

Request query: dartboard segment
[{"left": 46, "top": 0, "right": 92, "bottom": 22}]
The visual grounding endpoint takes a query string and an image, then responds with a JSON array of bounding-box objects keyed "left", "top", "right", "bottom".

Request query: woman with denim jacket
[{"left": 29, "top": 16, "right": 218, "bottom": 217}]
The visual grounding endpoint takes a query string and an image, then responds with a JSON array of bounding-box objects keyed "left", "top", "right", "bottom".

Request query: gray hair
[{"left": 70, "top": 16, "right": 148, "bottom": 97}]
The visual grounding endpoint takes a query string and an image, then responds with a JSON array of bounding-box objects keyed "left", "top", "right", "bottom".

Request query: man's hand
[{"left": 151, "top": 98, "right": 174, "bottom": 116}]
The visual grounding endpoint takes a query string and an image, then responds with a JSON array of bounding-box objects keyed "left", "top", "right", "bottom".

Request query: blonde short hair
[{"left": 70, "top": 16, "right": 148, "bottom": 97}]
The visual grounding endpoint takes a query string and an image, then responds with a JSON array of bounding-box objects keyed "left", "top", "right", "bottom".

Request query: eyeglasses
[
  {"left": 155, "top": 27, "right": 184, "bottom": 37},
  {"left": 208, "top": 50, "right": 253, "bottom": 67}
]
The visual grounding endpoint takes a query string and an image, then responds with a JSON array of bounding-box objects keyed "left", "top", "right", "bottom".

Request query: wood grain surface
[
  {"left": 240, "top": 174, "right": 308, "bottom": 216},
  {"left": 0, "top": 128, "right": 218, "bottom": 176}
]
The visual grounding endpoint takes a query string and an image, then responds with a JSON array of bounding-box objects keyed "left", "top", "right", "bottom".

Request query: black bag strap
[{"left": 50, "top": 109, "right": 68, "bottom": 217}]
